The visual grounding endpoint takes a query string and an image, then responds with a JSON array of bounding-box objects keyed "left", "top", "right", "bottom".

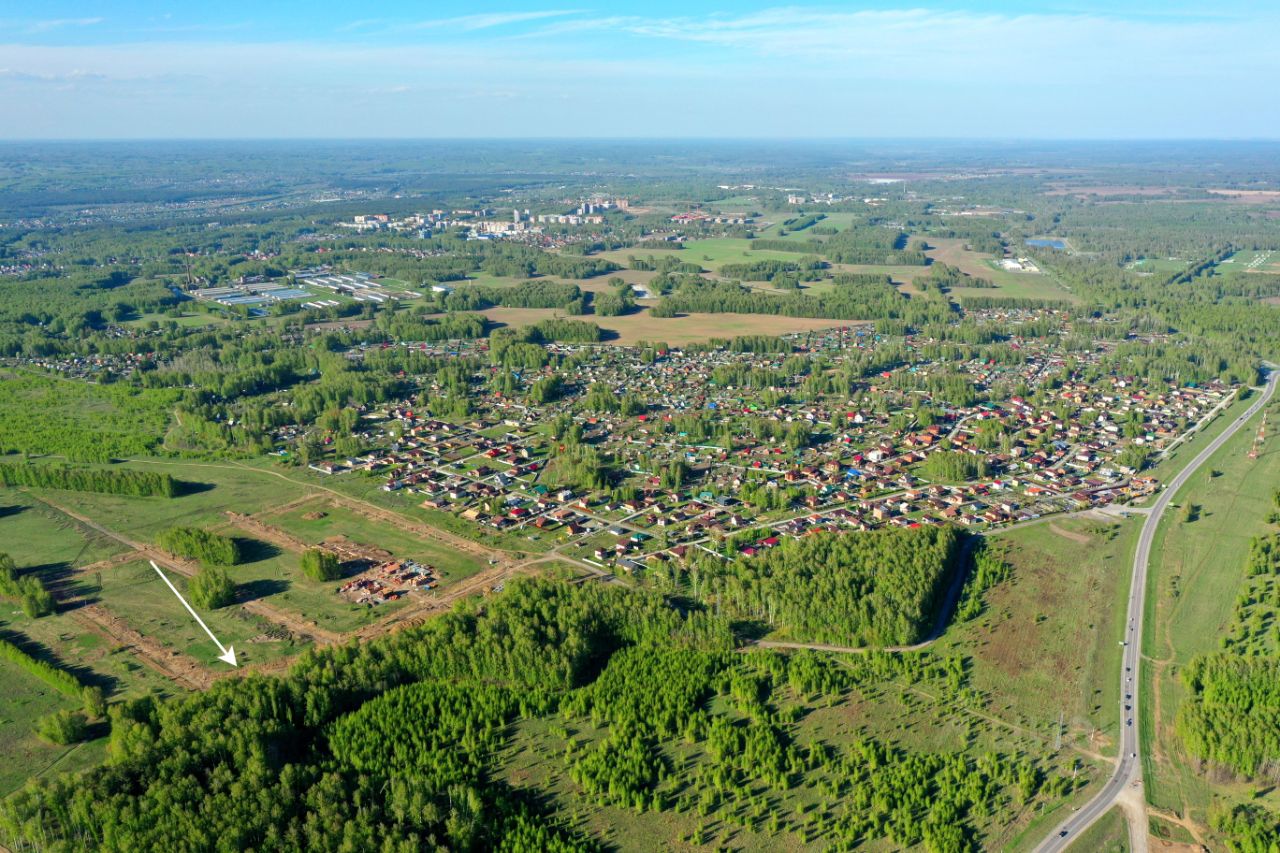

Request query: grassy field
[
  {"left": 1125, "top": 258, "right": 1189, "bottom": 275},
  {"left": 0, "top": 488, "right": 130, "bottom": 576},
  {"left": 1066, "top": 806, "right": 1128, "bottom": 852},
  {"left": 926, "top": 238, "right": 1080, "bottom": 302},
  {"left": 1141, "top": 394, "right": 1280, "bottom": 833},
  {"left": 600, "top": 238, "right": 813, "bottom": 273},
  {"left": 939, "top": 516, "right": 1135, "bottom": 756},
  {"left": 260, "top": 501, "right": 489, "bottom": 583},
  {"left": 94, "top": 559, "right": 311, "bottom": 667},
  {"left": 206, "top": 529, "right": 406, "bottom": 634},
  {"left": 480, "top": 306, "right": 851, "bottom": 346},
  {"left": 0, "top": 657, "right": 108, "bottom": 796},
  {"left": 1222, "top": 250, "right": 1280, "bottom": 274},
  {"left": 9, "top": 458, "right": 500, "bottom": 631},
  {"left": 19, "top": 460, "right": 311, "bottom": 541}
]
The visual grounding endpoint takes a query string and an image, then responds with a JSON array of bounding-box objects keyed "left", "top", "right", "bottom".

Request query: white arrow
[{"left": 149, "top": 560, "right": 238, "bottom": 667}]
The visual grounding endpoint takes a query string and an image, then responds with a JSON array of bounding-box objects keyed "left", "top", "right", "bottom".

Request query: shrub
[
  {"left": 300, "top": 548, "right": 342, "bottom": 582},
  {"left": 188, "top": 566, "right": 236, "bottom": 609},
  {"left": 35, "top": 710, "right": 89, "bottom": 745}
]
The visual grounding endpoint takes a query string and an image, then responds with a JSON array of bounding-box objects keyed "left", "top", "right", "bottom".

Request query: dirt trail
[
  {"left": 72, "top": 604, "right": 216, "bottom": 690},
  {"left": 324, "top": 493, "right": 515, "bottom": 566},
  {"left": 1049, "top": 522, "right": 1092, "bottom": 544},
  {"left": 29, "top": 493, "right": 342, "bottom": 645},
  {"left": 73, "top": 549, "right": 147, "bottom": 575},
  {"left": 224, "top": 510, "right": 312, "bottom": 553}
]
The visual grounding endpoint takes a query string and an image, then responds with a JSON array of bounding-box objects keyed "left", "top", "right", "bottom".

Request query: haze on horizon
[{"left": 1, "top": 0, "right": 1277, "bottom": 140}]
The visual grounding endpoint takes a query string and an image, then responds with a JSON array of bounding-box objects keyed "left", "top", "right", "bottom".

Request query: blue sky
[{"left": 1, "top": 1, "right": 1276, "bottom": 139}]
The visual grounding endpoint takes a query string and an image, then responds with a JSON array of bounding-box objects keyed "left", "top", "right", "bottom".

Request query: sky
[{"left": 0, "top": 1, "right": 1277, "bottom": 140}]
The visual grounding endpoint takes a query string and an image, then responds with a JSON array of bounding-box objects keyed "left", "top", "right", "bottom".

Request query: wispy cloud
[
  {"left": 527, "top": 5, "right": 1273, "bottom": 79},
  {"left": 342, "top": 10, "right": 581, "bottom": 34},
  {"left": 20, "top": 17, "right": 103, "bottom": 34}
]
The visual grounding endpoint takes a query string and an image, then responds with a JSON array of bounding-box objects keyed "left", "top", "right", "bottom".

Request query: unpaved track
[{"left": 72, "top": 603, "right": 216, "bottom": 690}]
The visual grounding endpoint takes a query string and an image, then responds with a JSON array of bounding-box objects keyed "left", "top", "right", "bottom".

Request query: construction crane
[{"left": 1249, "top": 412, "right": 1267, "bottom": 459}]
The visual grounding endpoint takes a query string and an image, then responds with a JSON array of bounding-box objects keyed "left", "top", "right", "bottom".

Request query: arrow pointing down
[{"left": 149, "top": 560, "right": 238, "bottom": 667}]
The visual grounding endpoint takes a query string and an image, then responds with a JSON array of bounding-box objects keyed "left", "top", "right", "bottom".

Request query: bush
[
  {"left": 35, "top": 710, "right": 89, "bottom": 745},
  {"left": 82, "top": 685, "right": 107, "bottom": 719},
  {"left": 300, "top": 548, "right": 342, "bottom": 582},
  {"left": 188, "top": 566, "right": 236, "bottom": 609}
]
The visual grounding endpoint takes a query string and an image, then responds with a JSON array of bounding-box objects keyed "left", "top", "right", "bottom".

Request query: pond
[{"left": 1026, "top": 238, "right": 1067, "bottom": 250}]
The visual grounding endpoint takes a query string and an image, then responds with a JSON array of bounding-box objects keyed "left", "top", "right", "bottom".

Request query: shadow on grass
[
  {"left": 235, "top": 537, "right": 281, "bottom": 563},
  {"left": 237, "top": 578, "right": 289, "bottom": 602},
  {"left": 0, "top": 504, "right": 28, "bottom": 519},
  {"left": 25, "top": 561, "right": 101, "bottom": 609},
  {"left": 0, "top": 627, "right": 120, "bottom": 696}
]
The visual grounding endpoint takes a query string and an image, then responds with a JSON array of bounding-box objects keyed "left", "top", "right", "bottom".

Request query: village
[{"left": 294, "top": 307, "right": 1234, "bottom": 573}]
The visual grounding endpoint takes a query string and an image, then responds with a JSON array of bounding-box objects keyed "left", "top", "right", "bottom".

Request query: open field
[
  {"left": 939, "top": 516, "right": 1135, "bottom": 755},
  {"left": 0, "top": 488, "right": 130, "bottom": 576},
  {"left": 0, "top": 458, "right": 528, "bottom": 676},
  {"left": 481, "top": 306, "right": 852, "bottom": 346},
  {"left": 1221, "top": 249, "right": 1280, "bottom": 274},
  {"left": 93, "top": 559, "right": 311, "bottom": 668},
  {"left": 599, "top": 238, "right": 813, "bottom": 273},
  {"left": 1141, "top": 395, "right": 1280, "bottom": 834},
  {"left": 926, "top": 238, "right": 1080, "bottom": 302},
  {"left": 124, "top": 310, "right": 229, "bottom": 329},
  {"left": 259, "top": 500, "right": 489, "bottom": 582}
]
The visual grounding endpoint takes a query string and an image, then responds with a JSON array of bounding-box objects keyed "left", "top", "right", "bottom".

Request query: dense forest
[{"left": 688, "top": 527, "right": 963, "bottom": 646}]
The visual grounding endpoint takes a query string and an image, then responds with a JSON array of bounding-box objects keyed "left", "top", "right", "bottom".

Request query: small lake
[{"left": 1026, "top": 238, "right": 1067, "bottom": 250}]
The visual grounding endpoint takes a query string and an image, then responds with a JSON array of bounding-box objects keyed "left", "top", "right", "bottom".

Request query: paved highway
[{"left": 1036, "top": 369, "right": 1278, "bottom": 852}]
